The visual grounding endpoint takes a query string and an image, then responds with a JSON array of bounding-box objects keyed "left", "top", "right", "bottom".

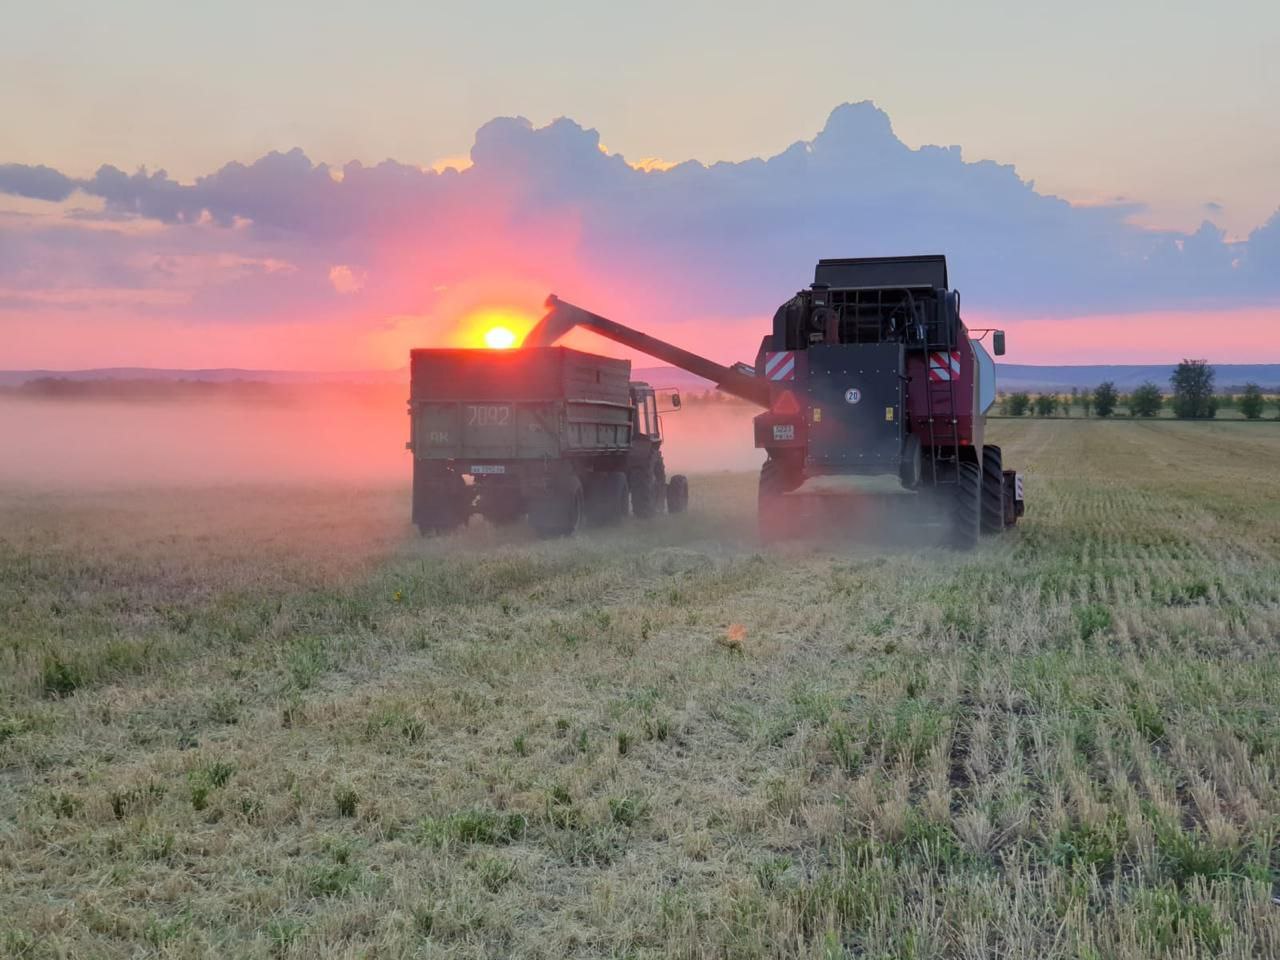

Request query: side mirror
[{"left": 993, "top": 331, "right": 1006, "bottom": 356}]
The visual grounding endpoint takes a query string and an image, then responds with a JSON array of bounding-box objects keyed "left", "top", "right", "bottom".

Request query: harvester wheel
[
  {"left": 414, "top": 468, "right": 469, "bottom": 535},
  {"left": 758, "top": 456, "right": 802, "bottom": 542},
  {"left": 980, "top": 445, "right": 1005, "bottom": 535},
  {"left": 585, "top": 472, "right": 629, "bottom": 526},
  {"left": 530, "top": 476, "right": 583, "bottom": 538},
  {"left": 950, "top": 461, "right": 981, "bottom": 550},
  {"left": 899, "top": 433, "right": 922, "bottom": 489},
  {"left": 666, "top": 475, "right": 689, "bottom": 514}
]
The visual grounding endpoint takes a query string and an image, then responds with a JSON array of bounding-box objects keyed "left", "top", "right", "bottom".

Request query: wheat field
[{"left": 2, "top": 419, "right": 1279, "bottom": 959}]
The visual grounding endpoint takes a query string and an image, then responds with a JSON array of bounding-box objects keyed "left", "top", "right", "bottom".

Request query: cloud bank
[{"left": 2, "top": 102, "right": 1278, "bottom": 366}]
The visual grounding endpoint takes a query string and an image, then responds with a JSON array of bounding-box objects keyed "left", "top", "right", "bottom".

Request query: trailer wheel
[
  {"left": 478, "top": 489, "right": 525, "bottom": 527},
  {"left": 666, "top": 475, "right": 689, "bottom": 514},
  {"left": 585, "top": 472, "right": 629, "bottom": 526},
  {"left": 980, "top": 445, "right": 1005, "bottom": 535},
  {"left": 530, "top": 476, "right": 583, "bottom": 538},
  {"left": 950, "top": 461, "right": 981, "bottom": 550},
  {"left": 629, "top": 464, "right": 657, "bottom": 519},
  {"left": 414, "top": 467, "right": 469, "bottom": 535}
]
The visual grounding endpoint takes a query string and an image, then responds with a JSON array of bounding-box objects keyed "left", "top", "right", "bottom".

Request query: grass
[{"left": 2, "top": 419, "right": 1280, "bottom": 957}]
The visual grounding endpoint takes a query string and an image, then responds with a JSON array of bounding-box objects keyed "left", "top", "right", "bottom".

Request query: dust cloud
[
  {"left": 659, "top": 399, "right": 764, "bottom": 474},
  {"left": 0, "top": 387, "right": 763, "bottom": 492}
]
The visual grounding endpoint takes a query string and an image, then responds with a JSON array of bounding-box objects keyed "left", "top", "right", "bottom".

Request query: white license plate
[
  {"left": 773, "top": 424, "right": 795, "bottom": 441},
  {"left": 469, "top": 465, "right": 506, "bottom": 475}
]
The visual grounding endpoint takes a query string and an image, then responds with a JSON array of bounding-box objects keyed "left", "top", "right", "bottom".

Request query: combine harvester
[{"left": 523, "top": 255, "right": 1024, "bottom": 547}]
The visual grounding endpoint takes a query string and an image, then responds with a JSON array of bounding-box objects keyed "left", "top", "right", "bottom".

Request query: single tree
[
  {"left": 1170, "top": 360, "right": 1217, "bottom": 419},
  {"left": 1093, "top": 381, "right": 1118, "bottom": 418},
  {"left": 1034, "top": 393, "right": 1057, "bottom": 417},
  {"left": 1128, "top": 381, "right": 1163, "bottom": 417},
  {"left": 1239, "top": 383, "right": 1264, "bottom": 420},
  {"left": 1058, "top": 394, "right": 1072, "bottom": 417},
  {"left": 1005, "top": 392, "right": 1031, "bottom": 417},
  {"left": 1081, "top": 390, "right": 1093, "bottom": 417}
]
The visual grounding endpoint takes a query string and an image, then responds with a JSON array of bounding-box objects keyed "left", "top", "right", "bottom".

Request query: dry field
[{"left": 2, "top": 419, "right": 1280, "bottom": 958}]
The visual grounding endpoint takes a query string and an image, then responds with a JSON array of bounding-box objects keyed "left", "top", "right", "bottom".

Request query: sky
[{"left": 1, "top": 0, "right": 1278, "bottom": 369}]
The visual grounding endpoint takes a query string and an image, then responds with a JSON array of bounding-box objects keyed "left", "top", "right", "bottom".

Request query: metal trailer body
[
  {"left": 407, "top": 346, "right": 685, "bottom": 536},
  {"left": 523, "top": 254, "right": 1025, "bottom": 547}
]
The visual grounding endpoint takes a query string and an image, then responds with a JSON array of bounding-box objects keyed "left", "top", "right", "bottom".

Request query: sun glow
[
  {"left": 484, "top": 325, "right": 517, "bottom": 349},
  {"left": 453, "top": 307, "right": 537, "bottom": 349}
]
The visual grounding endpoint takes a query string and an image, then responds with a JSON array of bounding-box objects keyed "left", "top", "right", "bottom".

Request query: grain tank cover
[
  {"left": 973, "top": 339, "right": 997, "bottom": 413},
  {"left": 814, "top": 255, "right": 948, "bottom": 290}
]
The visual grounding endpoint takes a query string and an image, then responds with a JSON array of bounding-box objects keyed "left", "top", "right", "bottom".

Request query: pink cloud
[{"left": 328, "top": 264, "right": 367, "bottom": 294}]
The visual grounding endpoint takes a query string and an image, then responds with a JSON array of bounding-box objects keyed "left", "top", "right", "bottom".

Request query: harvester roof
[{"left": 814, "top": 255, "right": 948, "bottom": 290}]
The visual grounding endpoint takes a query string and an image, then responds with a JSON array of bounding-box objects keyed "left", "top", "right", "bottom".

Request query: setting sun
[
  {"left": 451, "top": 306, "right": 537, "bottom": 349},
  {"left": 483, "top": 325, "right": 518, "bottom": 349}
]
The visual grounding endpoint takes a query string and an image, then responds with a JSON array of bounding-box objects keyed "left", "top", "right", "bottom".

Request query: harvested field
[{"left": 2, "top": 419, "right": 1279, "bottom": 958}]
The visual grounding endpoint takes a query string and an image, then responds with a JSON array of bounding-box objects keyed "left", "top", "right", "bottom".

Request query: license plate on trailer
[{"left": 469, "top": 465, "right": 506, "bottom": 475}]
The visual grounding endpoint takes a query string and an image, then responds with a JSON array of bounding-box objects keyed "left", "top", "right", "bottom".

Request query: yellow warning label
[
  {"left": 813, "top": 408, "right": 823, "bottom": 423},
  {"left": 886, "top": 407, "right": 894, "bottom": 421}
]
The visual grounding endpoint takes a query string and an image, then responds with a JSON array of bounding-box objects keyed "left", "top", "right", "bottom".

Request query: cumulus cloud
[
  {"left": 0, "top": 163, "right": 76, "bottom": 203},
  {"left": 1, "top": 101, "right": 1278, "bottom": 345}
]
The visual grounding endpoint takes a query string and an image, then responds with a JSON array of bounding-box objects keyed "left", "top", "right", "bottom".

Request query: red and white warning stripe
[
  {"left": 764, "top": 351, "right": 796, "bottom": 381},
  {"left": 928, "top": 351, "right": 961, "bottom": 382}
]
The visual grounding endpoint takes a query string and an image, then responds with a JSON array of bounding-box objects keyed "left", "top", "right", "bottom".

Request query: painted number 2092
[{"left": 466, "top": 405, "right": 512, "bottom": 427}]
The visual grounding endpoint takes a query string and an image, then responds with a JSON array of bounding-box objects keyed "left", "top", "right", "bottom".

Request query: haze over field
[{"left": 0, "top": 389, "right": 762, "bottom": 491}]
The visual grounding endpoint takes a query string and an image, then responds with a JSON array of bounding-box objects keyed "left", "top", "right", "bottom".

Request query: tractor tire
[
  {"left": 585, "top": 472, "right": 629, "bottom": 526},
  {"left": 629, "top": 463, "right": 657, "bottom": 519},
  {"left": 950, "top": 461, "right": 982, "bottom": 550},
  {"left": 529, "top": 475, "right": 583, "bottom": 538},
  {"left": 980, "top": 445, "right": 1005, "bottom": 535},
  {"left": 666, "top": 474, "right": 689, "bottom": 514},
  {"left": 414, "top": 468, "right": 469, "bottom": 536}
]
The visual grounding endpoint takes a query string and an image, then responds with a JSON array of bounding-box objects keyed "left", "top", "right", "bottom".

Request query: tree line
[{"left": 998, "top": 361, "right": 1277, "bottom": 419}]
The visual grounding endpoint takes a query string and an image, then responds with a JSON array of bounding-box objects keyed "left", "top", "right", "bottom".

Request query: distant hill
[
  {"left": 4, "top": 362, "right": 1278, "bottom": 395},
  {"left": 0, "top": 367, "right": 403, "bottom": 387}
]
